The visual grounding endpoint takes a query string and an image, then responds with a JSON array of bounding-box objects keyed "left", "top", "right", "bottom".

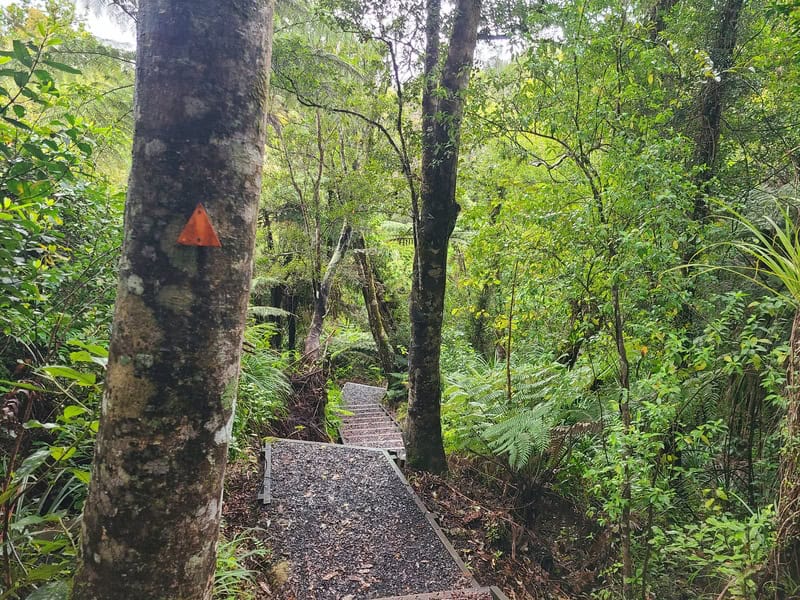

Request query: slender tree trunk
[
  {"left": 690, "top": 0, "right": 745, "bottom": 223},
  {"left": 286, "top": 291, "right": 297, "bottom": 350},
  {"left": 354, "top": 233, "right": 395, "bottom": 377},
  {"left": 269, "top": 283, "right": 285, "bottom": 348},
  {"left": 405, "top": 0, "right": 481, "bottom": 473},
  {"left": 469, "top": 196, "right": 502, "bottom": 359},
  {"left": 646, "top": 0, "right": 679, "bottom": 40},
  {"left": 304, "top": 221, "right": 352, "bottom": 363},
  {"left": 612, "top": 282, "right": 634, "bottom": 598},
  {"left": 374, "top": 263, "right": 396, "bottom": 337},
  {"left": 72, "top": 1, "right": 274, "bottom": 598},
  {"left": 776, "top": 310, "right": 800, "bottom": 584},
  {"left": 505, "top": 260, "right": 519, "bottom": 401}
]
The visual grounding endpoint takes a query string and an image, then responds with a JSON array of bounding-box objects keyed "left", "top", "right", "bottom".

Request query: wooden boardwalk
[{"left": 339, "top": 382, "right": 406, "bottom": 461}]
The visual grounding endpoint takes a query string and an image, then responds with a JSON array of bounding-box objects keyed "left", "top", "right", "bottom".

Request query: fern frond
[
  {"left": 484, "top": 402, "right": 555, "bottom": 470},
  {"left": 248, "top": 305, "right": 292, "bottom": 320}
]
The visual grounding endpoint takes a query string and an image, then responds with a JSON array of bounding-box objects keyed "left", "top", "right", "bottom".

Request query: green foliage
[
  {"left": 442, "top": 357, "right": 598, "bottom": 472},
  {"left": 232, "top": 324, "right": 292, "bottom": 456},
  {"left": 324, "top": 381, "right": 349, "bottom": 441},
  {"left": 695, "top": 200, "right": 800, "bottom": 306},
  {"left": 214, "top": 531, "right": 270, "bottom": 600},
  {"left": 1, "top": 342, "right": 105, "bottom": 599},
  {"left": 327, "top": 322, "right": 381, "bottom": 381},
  {"left": 0, "top": 8, "right": 125, "bottom": 371},
  {"left": 653, "top": 502, "right": 776, "bottom": 598}
]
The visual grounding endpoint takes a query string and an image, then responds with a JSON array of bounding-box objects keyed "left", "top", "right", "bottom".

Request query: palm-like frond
[{"left": 693, "top": 200, "right": 800, "bottom": 306}]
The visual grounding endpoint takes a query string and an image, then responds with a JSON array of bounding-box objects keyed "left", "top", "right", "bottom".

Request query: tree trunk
[
  {"left": 469, "top": 196, "right": 502, "bottom": 360},
  {"left": 646, "top": 0, "right": 679, "bottom": 40},
  {"left": 405, "top": 0, "right": 481, "bottom": 473},
  {"left": 373, "top": 263, "right": 396, "bottom": 337},
  {"left": 690, "top": 0, "right": 745, "bottom": 223},
  {"left": 354, "top": 233, "right": 395, "bottom": 377},
  {"left": 776, "top": 310, "right": 800, "bottom": 583},
  {"left": 269, "top": 283, "right": 285, "bottom": 348},
  {"left": 304, "top": 221, "right": 352, "bottom": 363},
  {"left": 286, "top": 291, "right": 298, "bottom": 350},
  {"left": 72, "top": 1, "right": 274, "bottom": 598}
]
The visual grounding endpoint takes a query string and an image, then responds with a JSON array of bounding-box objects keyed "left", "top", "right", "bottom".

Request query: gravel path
[
  {"left": 262, "top": 440, "right": 475, "bottom": 599},
  {"left": 340, "top": 383, "right": 405, "bottom": 460}
]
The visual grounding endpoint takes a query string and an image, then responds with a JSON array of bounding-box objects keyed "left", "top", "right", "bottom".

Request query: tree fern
[
  {"left": 484, "top": 401, "right": 555, "bottom": 470},
  {"left": 442, "top": 359, "right": 600, "bottom": 469}
]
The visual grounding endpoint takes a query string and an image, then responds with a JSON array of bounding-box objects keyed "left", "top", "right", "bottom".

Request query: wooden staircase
[{"left": 339, "top": 382, "right": 406, "bottom": 460}]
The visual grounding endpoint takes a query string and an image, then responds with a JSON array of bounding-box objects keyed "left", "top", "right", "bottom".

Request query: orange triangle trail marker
[{"left": 177, "top": 203, "right": 222, "bottom": 247}]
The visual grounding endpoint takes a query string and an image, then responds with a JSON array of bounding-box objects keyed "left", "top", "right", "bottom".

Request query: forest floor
[{"left": 407, "top": 459, "right": 611, "bottom": 599}]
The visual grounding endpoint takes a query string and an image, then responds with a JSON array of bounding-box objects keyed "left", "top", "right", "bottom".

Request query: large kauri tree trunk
[
  {"left": 304, "top": 221, "right": 352, "bottom": 363},
  {"left": 72, "top": 1, "right": 273, "bottom": 598},
  {"left": 405, "top": 0, "right": 481, "bottom": 473}
]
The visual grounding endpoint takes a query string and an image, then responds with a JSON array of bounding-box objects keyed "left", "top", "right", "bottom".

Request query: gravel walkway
[
  {"left": 261, "top": 440, "right": 475, "bottom": 599},
  {"left": 340, "top": 383, "right": 405, "bottom": 460}
]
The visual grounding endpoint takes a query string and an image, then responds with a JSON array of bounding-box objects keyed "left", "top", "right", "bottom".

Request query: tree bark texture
[
  {"left": 646, "top": 0, "right": 679, "bottom": 40},
  {"left": 72, "top": 1, "right": 274, "bottom": 598},
  {"left": 405, "top": 0, "right": 481, "bottom": 473},
  {"left": 354, "top": 233, "right": 395, "bottom": 377},
  {"left": 304, "top": 221, "right": 352, "bottom": 363},
  {"left": 612, "top": 282, "right": 634, "bottom": 598},
  {"left": 776, "top": 310, "right": 800, "bottom": 584}
]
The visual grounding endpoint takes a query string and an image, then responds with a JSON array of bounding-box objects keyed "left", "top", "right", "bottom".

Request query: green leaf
[
  {"left": 49, "top": 446, "right": 76, "bottom": 461},
  {"left": 16, "top": 447, "right": 50, "bottom": 478},
  {"left": 23, "top": 419, "right": 60, "bottom": 430},
  {"left": 70, "top": 468, "right": 91, "bottom": 484},
  {"left": 22, "top": 564, "right": 67, "bottom": 584},
  {"left": 41, "top": 59, "right": 81, "bottom": 75},
  {"left": 41, "top": 365, "right": 96, "bottom": 386},
  {"left": 33, "top": 69, "right": 53, "bottom": 83},
  {"left": 68, "top": 340, "right": 109, "bottom": 357},
  {"left": 3, "top": 116, "right": 31, "bottom": 131},
  {"left": 0, "top": 380, "right": 47, "bottom": 392},
  {"left": 61, "top": 405, "right": 88, "bottom": 421},
  {"left": 13, "top": 71, "right": 29, "bottom": 89},
  {"left": 12, "top": 40, "right": 32, "bottom": 67}
]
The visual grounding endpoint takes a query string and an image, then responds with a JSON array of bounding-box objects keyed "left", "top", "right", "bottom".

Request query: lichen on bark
[{"left": 72, "top": 1, "right": 275, "bottom": 598}]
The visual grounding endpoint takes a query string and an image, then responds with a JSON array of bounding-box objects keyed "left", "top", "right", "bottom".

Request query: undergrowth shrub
[
  {"left": 215, "top": 531, "right": 270, "bottom": 600},
  {"left": 232, "top": 323, "right": 292, "bottom": 456},
  {"left": 441, "top": 355, "right": 598, "bottom": 475},
  {"left": 1, "top": 342, "right": 105, "bottom": 599},
  {"left": 324, "top": 381, "right": 349, "bottom": 441},
  {"left": 327, "top": 321, "right": 381, "bottom": 382}
]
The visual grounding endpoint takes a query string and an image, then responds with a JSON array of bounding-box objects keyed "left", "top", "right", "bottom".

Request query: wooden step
[{"left": 374, "top": 586, "right": 509, "bottom": 599}]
